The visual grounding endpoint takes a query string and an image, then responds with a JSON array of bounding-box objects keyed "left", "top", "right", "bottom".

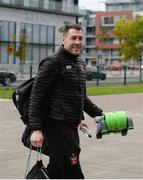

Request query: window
[
  {"left": 113, "top": 39, "right": 120, "bottom": 45},
  {"left": 0, "top": 45, "right": 8, "bottom": 64},
  {"left": 20, "top": 23, "right": 32, "bottom": 43},
  {"left": 1, "top": 21, "right": 9, "bottom": 41},
  {"left": 1, "top": 0, "right": 11, "bottom": 3},
  {"left": 86, "top": 38, "right": 95, "bottom": 46},
  {"left": 20, "top": 23, "right": 26, "bottom": 36},
  {"left": 47, "top": 46, "right": 54, "bottom": 56},
  {"left": 104, "top": 16, "right": 114, "bottom": 24},
  {"left": 19, "top": 23, "right": 55, "bottom": 64},
  {"left": 24, "top": 0, "right": 38, "bottom": 7},
  {"left": 87, "top": 27, "right": 95, "bottom": 35},
  {"left": 0, "top": 21, "right": 16, "bottom": 41},
  {"left": 102, "top": 39, "right": 113, "bottom": 44},
  {"left": 20, "top": 23, "right": 55, "bottom": 45},
  {"left": 74, "top": 0, "right": 78, "bottom": 5},
  {"left": 111, "top": 50, "right": 119, "bottom": 56},
  {"left": 32, "top": 47, "right": 40, "bottom": 64},
  {"left": 25, "top": 45, "right": 32, "bottom": 64},
  {"left": 87, "top": 49, "right": 96, "bottom": 57},
  {"left": 33, "top": 24, "right": 40, "bottom": 43},
  {"left": 44, "top": 0, "right": 50, "bottom": 9},
  {"left": 0, "top": 21, "right": 16, "bottom": 64},
  {"left": 25, "top": 24, "right": 32, "bottom": 42},
  {"left": 47, "top": 26, "right": 55, "bottom": 44},
  {"left": 9, "top": 22, "right": 16, "bottom": 41},
  {"left": 63, "top": 0, "right": 73, "bottom": 12},
  {"left": 40, "top": 25, "right": 47, "bottom": 44},
  {"left": 39, "top": 47, "right": 47, "bottom": 61}
]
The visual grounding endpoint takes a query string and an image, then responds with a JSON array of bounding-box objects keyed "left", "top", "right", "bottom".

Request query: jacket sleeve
[
  {"left": 28, "top": 57, "right": 60, "bottom": 130},
  {"left": 84, "top": 95, "right": 103, "bottom": 118},
  {"left": 80, "top": 112, "right": 85, "bottom": 120}
]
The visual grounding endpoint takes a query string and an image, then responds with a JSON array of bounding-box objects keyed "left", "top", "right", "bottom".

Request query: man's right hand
[{"left": 30, "top": 130, "right": 44, "bottom": 148}]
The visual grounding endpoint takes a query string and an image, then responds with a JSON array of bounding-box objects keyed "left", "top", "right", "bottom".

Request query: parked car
[
  {"left": 105, "top": 63, "right": 122, "bottom": 71},
  {"left": 0, "top": 69, "right": 17, "bottom": 86},
  {"left": 86, "top": 65, "right": 106, "bottom": 81}
]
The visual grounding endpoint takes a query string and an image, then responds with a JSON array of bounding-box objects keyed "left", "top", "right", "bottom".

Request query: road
[
  {"left": 10, "top": 70, "right": 143, "bottom": 87},
  {"left": 87, "top": 77, "right": 142, "bottom": 85},
  {"left": 0, "top": 93, "right": 143, "bottom": 179},
  {"left": 87, "top": 70, "right": 143, "bottom": 85}
]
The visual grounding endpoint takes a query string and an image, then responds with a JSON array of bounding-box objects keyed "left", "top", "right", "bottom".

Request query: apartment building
[
  {"left": 0, "top": 0, "right": 79, "bottom": 73},
  {"left": 79, "top": 9, "right": 97, "bottom": 65},
  {"left": 105, "top": 0, "right": 143, "bottom": 11},
  {"left": 96, "top": 11, "right": 133, "bottom": 65},
  {"left": 79, "top": 1, "right": 142, "bottom": 66}
]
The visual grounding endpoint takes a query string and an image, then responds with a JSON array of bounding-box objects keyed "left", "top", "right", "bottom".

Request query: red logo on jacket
[{"left": 70, "top": 154, "right": 78, "bottom": 165}]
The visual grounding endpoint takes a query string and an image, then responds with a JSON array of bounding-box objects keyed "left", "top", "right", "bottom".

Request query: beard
[{"left": 70, "top": 45, "right": 82, "bottom": 55}]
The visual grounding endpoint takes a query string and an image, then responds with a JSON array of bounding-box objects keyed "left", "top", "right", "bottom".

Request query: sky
[{"left": 79, "top": 0, "right": 105, "bottom": 11}]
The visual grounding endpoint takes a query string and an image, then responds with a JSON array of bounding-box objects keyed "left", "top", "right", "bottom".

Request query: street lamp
[
  {"left": 138, "top": 42, "right": 143, "bottom": 82},
  {"left": 122, "top": 55, "right": 127, "bottom": 85}
]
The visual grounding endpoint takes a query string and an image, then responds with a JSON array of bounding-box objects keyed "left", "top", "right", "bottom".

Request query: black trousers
[{"left": 45, "top": 122, "right": 84, "bottom": 179}]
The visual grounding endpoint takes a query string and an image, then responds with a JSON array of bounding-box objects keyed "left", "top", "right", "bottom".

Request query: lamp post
[
  {"left": 138, "top": 43, "right": 143, "bottom": 83},
  {"left": 122, "top": 55, "right": 127, "bottom": 85},
  {"left": 123, "top": 63, "right": 127, "bottom": 85},
  {"left": 96, "top": 50, "right": 102, "bottom": 86}
]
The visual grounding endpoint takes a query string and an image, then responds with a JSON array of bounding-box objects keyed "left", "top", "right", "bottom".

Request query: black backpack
[
  {"left": 12, "top": 75, "right": 50, "bottom": 156},
  {"left": 12, "top": 59, "right": 47, "bottom": 125},
  {"left": 12, "top": 59, "right": 50, "bottom": 156},
  {"left": 12, "top": 77, "right": 34, "bottom": 125}
]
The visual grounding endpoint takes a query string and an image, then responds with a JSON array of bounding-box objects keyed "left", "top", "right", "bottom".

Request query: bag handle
[
  {"left": 24, "top": 145, "right": 42, "bottom": 179},
  {"left": 37, "top": 147, "right": 42, "bottom": 161}
]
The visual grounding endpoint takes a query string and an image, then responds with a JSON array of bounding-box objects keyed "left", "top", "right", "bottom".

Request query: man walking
[{"left": 29, "top": 24, "right": 103, "bottom": 179}]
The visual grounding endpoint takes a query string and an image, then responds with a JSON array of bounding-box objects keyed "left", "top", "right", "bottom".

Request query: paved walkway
[{"left": 0, "top": 93, "right": 143, "bottom": 179}]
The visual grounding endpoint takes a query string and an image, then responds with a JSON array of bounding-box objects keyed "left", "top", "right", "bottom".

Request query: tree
[
  {"left": 96, "top": 27, "right": 111, "bottom": 65},
  {"left": 113, "top": 16, "right": 143, "bottom": 82},
  {"left": 113, "top": 17, "right": 143, "bottom": 61},
  {"left": 97, "top": 27, "right": 110, "bottom": 42},
  {"left": 7, "top": 35, "right": 27, "bottom": 77},
  {"left": 58, "top": 21, "right": 71, "bottom": 33},
  {"left": 15, "top": 36, "right": 27, "bottom": 76},
  {"left": 7, "top": 43, "right": 14, "bottom": 55}
]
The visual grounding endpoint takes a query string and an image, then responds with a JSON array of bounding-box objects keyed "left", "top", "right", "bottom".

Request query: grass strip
[
  {"left": 0, "top": 83, "right": 143, "bottom": 99},
  {"left": 87, "top": 84, "right": 143, "bottom": 96}
]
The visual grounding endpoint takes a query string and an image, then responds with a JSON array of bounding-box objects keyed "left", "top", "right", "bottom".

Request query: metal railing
[{"left": 0, "top": 0, "right": 79, "bottom": 14}]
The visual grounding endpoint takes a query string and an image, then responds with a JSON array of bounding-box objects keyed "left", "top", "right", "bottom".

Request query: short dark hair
[{"left": 63, "top": 24, "right": 82, "bottom": 35}]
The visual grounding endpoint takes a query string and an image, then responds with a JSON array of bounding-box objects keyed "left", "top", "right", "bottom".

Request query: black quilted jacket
[{"left": 28, "top": 46, "right": 103, "bottom": 130}]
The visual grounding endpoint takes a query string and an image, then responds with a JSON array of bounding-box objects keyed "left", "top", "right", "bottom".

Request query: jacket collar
[{"left": 56, "top": 45, "right": 79, "bottom": 62}]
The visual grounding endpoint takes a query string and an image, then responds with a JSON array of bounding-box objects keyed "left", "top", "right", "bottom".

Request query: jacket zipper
[
  {"left": 77, "top": 63, "right": 81, "bottom": 93},
  {"left": 77, "top": 63, "right": 83, "bottom": 120}
]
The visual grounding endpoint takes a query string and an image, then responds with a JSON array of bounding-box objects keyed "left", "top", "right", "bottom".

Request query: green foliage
[
  {"left": 113, "top": 16, "right": 143, "bottom": 61},
  {"left": 15, "top": 36, "right": 27, "bottom": 62},
  {"left": 58, "top": 21, "right": 71, "bottom": 33},
  {"left": 97, "top": 27, "right": 110, "bottom": 41}
]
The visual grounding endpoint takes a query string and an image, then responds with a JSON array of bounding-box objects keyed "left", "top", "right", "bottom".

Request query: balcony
[
  {"left": 0, "top": 0, "right": 79, "bottom": 15},
  {"left": 85, "top": 44, "right": 96, "bottom": 48},
  {"left": 86, "top": 34, "right": 95, "bottom": 38}
]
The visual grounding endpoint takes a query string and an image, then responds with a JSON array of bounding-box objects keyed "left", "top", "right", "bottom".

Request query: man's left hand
[{"left": 79, "top": 120, "right": 88, "bottom": 129}]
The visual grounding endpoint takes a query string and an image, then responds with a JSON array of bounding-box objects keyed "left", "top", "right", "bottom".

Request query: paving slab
[{"left": 0, "top": 93, "right": 143, "bottom": 179}]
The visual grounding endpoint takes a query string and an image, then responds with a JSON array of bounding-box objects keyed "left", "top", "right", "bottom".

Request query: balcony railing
[{"left": 0, "top": 0, "right": 79, "bottom": 15}]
